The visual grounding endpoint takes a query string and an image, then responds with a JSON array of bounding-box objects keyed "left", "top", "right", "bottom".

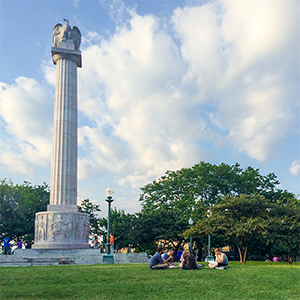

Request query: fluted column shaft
[
  {"left": 49, "top": 58, "right": 78, "bottom": 209},
  {"left": 47, "top": 46, "right": 81, "bottom": 212}
]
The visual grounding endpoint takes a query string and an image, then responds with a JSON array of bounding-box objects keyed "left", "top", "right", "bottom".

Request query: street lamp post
[
  {"left": 188, "top": 218, "right": 193, "bottom": 254},
  {"left": 205, "top": 210, "right": 214, "bottom": 262},
  {"left": 101, "top": 226, "right": 106, "bottom": 253},
  {"left": 208, "top": 234, "right": 212, "bottom": 256},
  {"left": 103, "top": 186, "right": 114, "bottom": 264}
]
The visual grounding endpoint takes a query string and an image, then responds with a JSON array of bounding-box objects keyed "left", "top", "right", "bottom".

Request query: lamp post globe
[
  {"left": 103, "top": 186, "right": 114, "bottom": 264},
  {"left": 105, "top": 186, "right": 114, "bottom": 199}
]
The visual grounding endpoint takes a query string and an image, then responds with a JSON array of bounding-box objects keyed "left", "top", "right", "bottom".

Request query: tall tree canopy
[
  {"left": 186, "top": 194, "right": 272, "bottom": 263},
  {"left": 139, "top": 162, "right": 297, "bottom": 259},
  {"left": 77, "top": 198, "right": 101, "bottom": 236},
  {"left": 0, "top": 179, "right": 49, "bottom": 242},
  {"left": 184, "top": 194, "right": 300, "bottom": 263},
  {"left": 266, "top": 198, "right": 300, "bottom": 263},
  {"left": 140, "top": 162, "right": 281, "bottom": 207}
]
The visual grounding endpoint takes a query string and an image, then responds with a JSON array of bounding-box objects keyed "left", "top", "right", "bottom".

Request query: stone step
[{"left": 0, "top": 249, "right": 151, "bottom": 267}]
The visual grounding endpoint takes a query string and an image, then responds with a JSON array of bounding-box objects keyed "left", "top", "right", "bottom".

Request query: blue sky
[{"left": 0, "top": 0, "right": 299, "bottom": 217}]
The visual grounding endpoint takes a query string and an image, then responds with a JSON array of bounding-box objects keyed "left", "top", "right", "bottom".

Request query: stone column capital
[{"left": 51, "top": 47, "right": 82, "bottom": 68}]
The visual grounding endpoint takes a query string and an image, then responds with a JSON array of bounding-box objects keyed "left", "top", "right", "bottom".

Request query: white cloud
[
  {"left": 289, "top": 160, "right": 300, "bottom": 176},
  {"left": 0, "top": 77, "right": 53, "bottom": 173},
  {"left": 77, "top": 11, "right": 211, "bottom": 187},
  {"left": 0, "top": 0, "right": 298, "bottom": 195},
  {"left": 41, "top": 61, "right": 56, "bottom": 86},
  {"left": 172, "top": 0, "right": 298, "bottom": 161},
  {"left": 74, "top": 0, "right": 299, "bottom": 187}
]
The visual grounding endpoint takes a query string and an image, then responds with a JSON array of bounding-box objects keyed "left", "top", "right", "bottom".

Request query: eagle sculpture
[{"left": 52, "top": 19, "right": 81, "bottom": 50}]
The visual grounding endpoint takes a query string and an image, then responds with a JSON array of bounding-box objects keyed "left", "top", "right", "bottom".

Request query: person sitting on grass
[
  {"left": 179, "top": 250, "right": 189, "bottom": 269},
  {"left": 92, "top": 235, "right": 100, "bottom": 248},
  {"left": 264, "top": 254, "right": 271, "bottom": 262},
  {"left": 161, "top": 249, "right": 174, "bottom": 266},
  {"left": 179, "top": 250, "right": 198, "bottom": 270},
  {"left": 149, "top": 247, "right": 172, "bottom": 269},
  {"left": 209, "top": 248, "right": 228, "bottom": 268}
]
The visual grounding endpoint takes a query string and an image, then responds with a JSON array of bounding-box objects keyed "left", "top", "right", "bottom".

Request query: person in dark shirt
[
  {"left": 149, "top": 247, "right": 171, "bottom": 269},
  {"left": 2, "top": 237, "right": 11, "bottom": 255}
]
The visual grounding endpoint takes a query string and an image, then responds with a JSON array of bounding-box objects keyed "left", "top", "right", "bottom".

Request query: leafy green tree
[
  {"left": 0, "top": 179, "right": 49, "bottom": 242},
  {"left": 77, "top": 198, "right": 101, "bottom": 237},
  {"left": 97, "top": 209, "right": 142, "bottom": 252},
  {"left": 130, "top": 212, "right": 160, "bottom": 253},
  {"left": 186, "top": 194, "right": 271, "bottom": 263},
  {"left": 109, "top": 208, "right": 137, "bottom": 252},
  {"left": 267, "top": 198, "right": 300, "bottom": 263},
  {"left": 139, "top": 161, "right": 282, "bottom": 257},
  {"left": 140, "top": 161, "right": 282, "bottom": 207}
]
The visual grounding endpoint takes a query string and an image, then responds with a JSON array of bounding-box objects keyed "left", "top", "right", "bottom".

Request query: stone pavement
[{"left": 0, "top": 249, "right": 150, "bottom": 267}]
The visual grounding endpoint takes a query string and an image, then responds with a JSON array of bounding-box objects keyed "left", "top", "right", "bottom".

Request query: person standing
[
  {"left": 110, "top": 233, "right": 115, "bottom": 253},
  {"left": 2, "top": 237, "right": 10, "bottom": 255}
]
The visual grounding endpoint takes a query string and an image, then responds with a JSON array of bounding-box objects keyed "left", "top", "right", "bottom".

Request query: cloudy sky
[{"left": 0, "top": 0, "right": 299, "bottom": 217}]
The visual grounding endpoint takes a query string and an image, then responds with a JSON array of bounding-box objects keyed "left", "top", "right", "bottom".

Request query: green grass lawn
[{"left": 0, "top": 262, "right": 299, "bottom": 300}]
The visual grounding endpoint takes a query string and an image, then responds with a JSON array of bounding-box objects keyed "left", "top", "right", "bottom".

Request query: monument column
[
  {"left": 49, "top": 44, "right": 80, "bottom": 211},
  {"left": 33, "top": 19, "right": 89, "bottom": 249}
]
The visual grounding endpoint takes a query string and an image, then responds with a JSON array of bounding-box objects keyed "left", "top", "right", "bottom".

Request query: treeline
[
  {"left": 0, "top": 180, "right": 49, "bottom": 244},
  {"left": 1, "top": 162, "right": 299, "bottom": 263},
  {"left": 80, "top": 162, "right": 300, "bottom": 263}
]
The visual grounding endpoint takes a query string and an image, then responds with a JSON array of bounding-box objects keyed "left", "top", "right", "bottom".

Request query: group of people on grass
[
  {"left": 264, "top": 254, "right": 279, "bottom": 262},
  {"left": 149, "top": 247, "right": 228, "bottom": 270}
]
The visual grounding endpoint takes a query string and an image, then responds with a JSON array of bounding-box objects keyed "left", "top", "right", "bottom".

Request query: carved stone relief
[{"left": 34, "top": 212, "right": 89, "bottom": 247}]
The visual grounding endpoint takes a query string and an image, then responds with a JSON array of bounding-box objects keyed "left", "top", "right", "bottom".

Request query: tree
[
  {"left": 77, "top": 198, "right": 101, "bottom": 236},
  {"left": 97, "top": 208, "right": 136, "bottom": 252},
  {"left": 139, "top": 161, "right": 282, "bottom": 257},
  {"left": 0, "top": 179, "right": 49, "bottom": 242},
  {"left": 267, "top": 198, "right": 300, "bottom": 263},
  {"left": 130, "top": 212, "right": 161, "bottom": 253},
  {"left": 186, "top": 194, "right": 271, "bottom": 263},
  {"left": 140, "top": 161, "right": 282, "bottom": 207}
]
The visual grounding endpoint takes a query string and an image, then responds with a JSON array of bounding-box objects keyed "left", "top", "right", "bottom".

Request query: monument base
[
  {"left": 33, "top": 211, "right": 90, "bottom": 249},
  {"left": 103, "top": 254, "right": 114, "bottom": 264}
]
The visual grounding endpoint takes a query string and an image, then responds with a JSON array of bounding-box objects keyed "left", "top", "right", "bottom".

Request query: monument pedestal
[{"left": 33, "top": 211, "right": 89, "bottom": 249}]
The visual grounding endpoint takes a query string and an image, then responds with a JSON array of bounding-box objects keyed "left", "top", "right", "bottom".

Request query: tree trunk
[
  {"left": 237, "top": 245, "right": 247, "bottom": 263},
  {"left": 288, "top": 244, "right": 293, "bottom": 264},
  {"left": 242, "top": 247, "right": 247, "bottom": 263},
  {"left": 197, "top": 244, "right": 203, "bottom": 262}
]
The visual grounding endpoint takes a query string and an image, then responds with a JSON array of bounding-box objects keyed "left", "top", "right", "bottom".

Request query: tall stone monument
[{"left": 33, "top": 19, "right": 89, "bottom": 249}]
